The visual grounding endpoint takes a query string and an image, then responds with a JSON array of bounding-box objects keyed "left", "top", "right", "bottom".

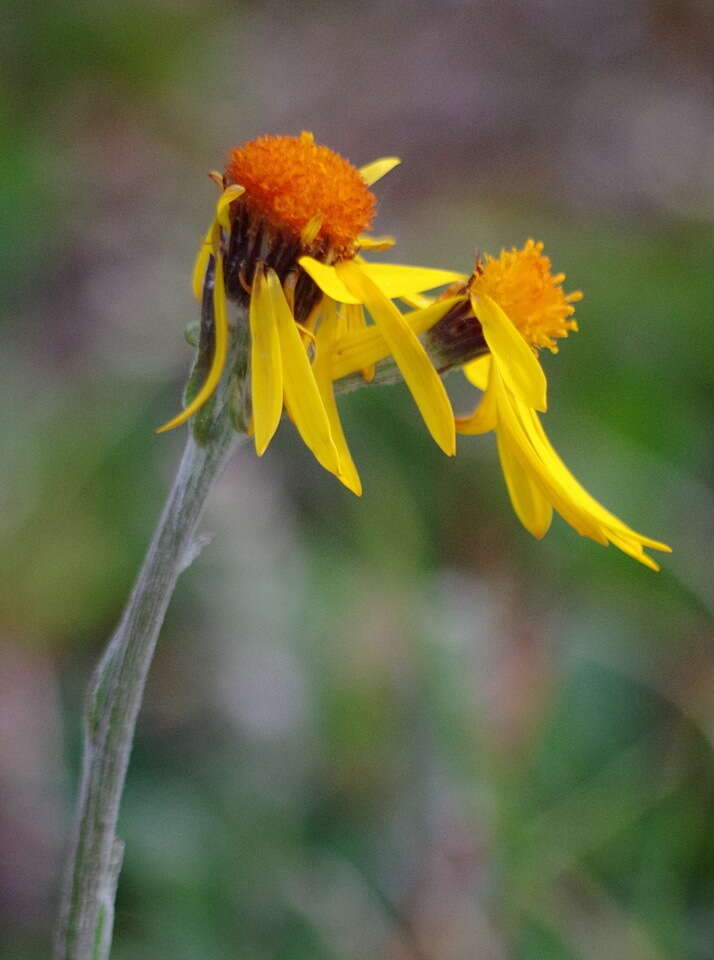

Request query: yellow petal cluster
[
  {"left": 457, "top": 243, "right": 670, "bottom": 569},
  {"left": 159, "top": 133, "right": 670, "bottom": 570},
  {"left": 158, "top": 140, "right": 463, "bottom": 495}
]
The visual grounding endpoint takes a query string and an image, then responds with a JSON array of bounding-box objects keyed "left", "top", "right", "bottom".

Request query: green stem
[
  {"left": 54, "top": 394, "right": 243, "bottom": 960},
  {"left": 55, "top": 423, "right": 241, "bottom": 958}
]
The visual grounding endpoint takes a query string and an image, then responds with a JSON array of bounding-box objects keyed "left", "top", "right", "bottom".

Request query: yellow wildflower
[
  {"left": 158, "top": 133, "right": 463, "bottom": 494},
  {"left": 455, "top": 241, "right": 671, "bottom": 569}
]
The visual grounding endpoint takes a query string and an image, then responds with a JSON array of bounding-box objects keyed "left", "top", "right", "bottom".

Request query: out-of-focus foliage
[{"left": 1, "top": 1, "right": 713, "bottom": 957}]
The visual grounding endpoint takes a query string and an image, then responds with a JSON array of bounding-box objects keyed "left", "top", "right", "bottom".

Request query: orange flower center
[
  {"left": 472, "top": 239, "right": 582, "bottom": 352},
  {"left": 224, "top": 132, "right": 375, "bottom": 257}
]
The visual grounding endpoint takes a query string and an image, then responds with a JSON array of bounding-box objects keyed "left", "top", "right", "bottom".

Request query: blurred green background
[{"left": 2, "top": 1, "right": 714, "bottom": 957}]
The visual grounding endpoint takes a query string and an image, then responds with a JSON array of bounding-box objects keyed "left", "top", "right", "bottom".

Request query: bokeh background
[{"left": 3, "top": 1, "right": 714, "bottom": 957}]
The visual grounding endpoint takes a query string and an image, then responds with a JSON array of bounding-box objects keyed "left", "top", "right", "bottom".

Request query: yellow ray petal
[
  {"left": 471, "top": 292, "right": 547, "bottom": 412},
  {"left": 520, "top": 400, "right": 671, "bottom": 553},
  {"left": 192, "top": 186, "right": 245, "bottom": 300},
  {"left": 314, "top": 303, "right": 362, "bottom": 495},
  {"left": 192, "top": 223, "right": 215, "bottom": 300},
  {"left": 607, "top": 532, "right": 661, "bottom": 571},
  {"left": 331, "top": 326, "right": 388, "bottom": 379},
  {"left": 344, "top": 304, "right": 374, "bottom": 381},
  {"left": 455, "top": 361, "right": 498, "bottom": 435},
  {"left": 249, "top": 266, "right": 283, "bottom": 456},
  {"left": 298, "top": 256, "right": 360, "bottom": 304},
  {"left": 343, "top": 303, "right": 366, "bottom": 335},
  {"left": 496, "top": 424, "right": 553, "bottom": 538},
  {"left": 330, "top": 296, "right": 461, "bottom": 380},
  {"left": 357, "top": 234, "right": 396, "bottom": 251},
  {"left": 495, "top": 377, "right": 669, "bottom": 565},
  {"left": 157, "top": 234, "right": 229, "bottom": 433},
  {"left": 463, "top": 355, "right": 491, "bottom": 391},
  {"left": 358, "top": 263, "right": 467, "bottom": 299},
  {"left": 399, "top": 291, "right": 432, "bottom": 310},
  {"left": 266, "top": 268, "right": 340, "bottom": 477},
  {"left": 358, "top": 157, "right": 401, "bottom": 186},
  {"left": 337, "top": 260, "right": 455, "bottom": 456},
  {"left": 493, "top": 375, "right": 606, "bottom": 544},
  {"left": 216, "top": 184, "right": 245, "bottom": 230}
]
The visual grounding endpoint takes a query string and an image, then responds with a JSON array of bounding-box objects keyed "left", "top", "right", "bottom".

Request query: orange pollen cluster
[
  {"left": 224, "top": 132, "right": 376, "bottom": 257},
  {"left": 472, "top": 239, "right": 583, "bottom": 352}
]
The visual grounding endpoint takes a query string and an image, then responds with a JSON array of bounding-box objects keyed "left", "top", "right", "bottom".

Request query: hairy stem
[
  {"left": 55, "top": 267, "right": 245, "bottom": 959},
  {"left": 54, "top": 419, "right": 241, "bottom": 959}
]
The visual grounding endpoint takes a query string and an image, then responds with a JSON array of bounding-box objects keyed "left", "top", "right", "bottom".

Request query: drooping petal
[
  {"left": 607, "top": 532, "right": 662, "bottom": 571},
  {"left": 358, "top": 263, "right": 466, "bottom": 299},
  {"left": 495, "top": 380, "right": 610, "bottom": 544},
  {"left": 191, "top": 185, "right": 245, "bottom": 299},
  {"left": 520, "top": 400, "right": 671, "bottom": 553},
  {"left": 313, "top": 302, "right": 362, "bottom": 495},
  {"left": 337, "top": 260, "right": 455, "bottom": 456},
  {"left": 216, "top": 184, "right": 245, "bottom": 230},
  {"left": 496, "top": 423, "right": 553, "bottom": 538},
  {"left": 455, "top": 360, "right": 498, "bottom": 435},
  {"left": 463, "top": 355, "right": 491, "bottom": 391},
  {"left": 157, "top": 233, "right": 229, "bottom": 433},
  {"left": 298, "top": 256, "right": 360, "bottom": 304},
  {"left": 472, "top": 292, "right": 547, "bottom": 412},
  {"left": 192, "top": 223, "right": 215, "bottom": 300},
  {"left": 249, "top": 266, "right": 283, "bottom": 456},
  {"left": 265, "top": 268, "right": 340, "bottom": 477},
  {"left": 358, "top": 157, "right": 401, "bottom": 186},
  {"left": 493, "top": 375, "right": 670, "bottom": 564}
]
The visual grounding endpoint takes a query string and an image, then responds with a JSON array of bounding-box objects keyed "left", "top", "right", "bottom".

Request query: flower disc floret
[{"left": 472, "top": 239, "right": 582, "bottom": 352}]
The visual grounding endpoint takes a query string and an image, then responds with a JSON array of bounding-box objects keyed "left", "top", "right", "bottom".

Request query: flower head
[
  {"left": 225, "top": 133, "right": 375, "bottom": 259},
  {"left": 471, "top": 239, "right": 581, "bottom": 352},
  {"left": 455, "top": 241, "right": 670, "bottom": 570},
  {"left": 158, "top": 133, "right": 464, "bottom": 494}
]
